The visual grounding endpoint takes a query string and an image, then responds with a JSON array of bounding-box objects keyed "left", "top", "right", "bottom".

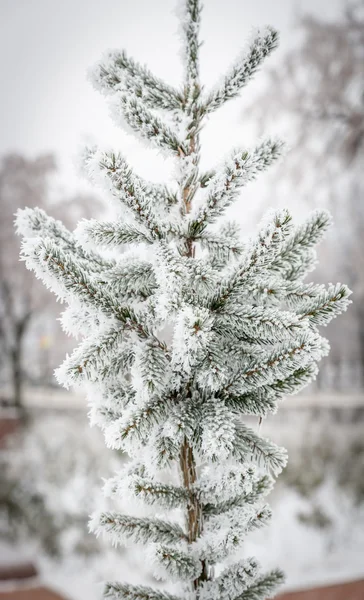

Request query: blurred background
[{"left": 0, "top": 0, "right": 363, "bottom": 599}]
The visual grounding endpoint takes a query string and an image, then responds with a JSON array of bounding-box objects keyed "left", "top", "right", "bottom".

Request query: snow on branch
[
  {"left": 210, "top": 209, "right": 293, "bottom": 309},
  {"left": 55, "top": 324, "right": 124, "bottom": 388},
  {"left": 204, "top": 26, "right": 279, "bottom": 113},
  {"left": 90, "top": 511, "right": 187, "bottom": 546},
  {"left": 100, "top": 259, "right": 157, "bottom": 301},
  {"left": 202, "top": 474, "right": 274, "bottom": 518},
  {"left": 298, "top": 282, "right": 352, "bottom": 326},
  {"left": 196, "top": 464, "right": 259, "bottom": 506},
  {"left": 84, "top": 146, "right": 178, "bottom": 211},
  {"left": 105, "top": 394, "right": 175, "bottom": 451},
  {"left": 199, "top": 558, "right": 258, "bottom": 600},
  {"left": 214, "top": 304, "right": 308, "bottom": 342},
  {"left": 151, "top": 544, "right": 202, "bottom": 582},
  {"left": 84, "top": 149, "right": 172, "bottom": 237},
  {"left": 15, "top": 207, "right": 113, "bottom": 272},
  {"left": 237, "top": 569, "right": 285, "bottom": 600},
  {"left": 197, "top": 504, "right": 272, "bottom": 563},
  {"left": 103, "top": 582, "right": 183, "bottom": 600},
  {"left": 179, "top": 0, "right": 202, "bottom": 90},
  {"left": 111, "top": 94, "right": 188, "bottom": 156},
  {"left": 20, "top": 238, "right": 166, "bottom": 350},
  {"left": 76, "top": 218, "right": 156, "bottom": 249},
  {"left": 236, "top": 332, "right": 328, "bottom": 394},
  {"left": 190, "top": 139, "right": 284, "bottom": 229},
  {"left": 269, "top": 209, "right": 332, "bottom": 281},
  {"left": 221, "top": 363, "right": 319, "bottom": 417},
  {"left": 197, "top": 229, "right": 243, "bottom": 265},
  {"left": 222, "top": 389, "right": 278, "bottom": 417},
  {"left": 199, "top": 398, "right": 236, "bottom": 461},
  {"left": 131, "top": 476, "right": 189, "bottom": 509},
  {"left": 232, "top": 422, "right": 288, "bottom": 476},
  {"left": 90, "top": 49, "right": 183, "bottom": 111}
]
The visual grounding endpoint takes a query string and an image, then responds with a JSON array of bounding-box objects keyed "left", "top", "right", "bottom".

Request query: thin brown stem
[
  {"left": 179, "top": 437, "right": 209, "bottom": 588},
  {"left": 178, "top": 104, "right": 209, "bottom": 589}
]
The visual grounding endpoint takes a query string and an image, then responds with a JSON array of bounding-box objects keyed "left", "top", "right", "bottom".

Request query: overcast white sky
[{"left": 0, "top": 0, "right": 344, "bottom": 192}]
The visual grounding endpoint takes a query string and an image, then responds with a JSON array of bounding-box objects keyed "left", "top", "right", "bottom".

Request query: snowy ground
[
  {"left": 248, "top": 405, "right": 364, "bottom": 590},
  {"left": 1, "top": 398, "right": 364, "bottom": 600}
]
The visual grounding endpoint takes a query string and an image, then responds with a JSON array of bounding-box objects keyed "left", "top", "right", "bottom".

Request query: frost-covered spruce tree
[{"left": 16, "top": 1, "right": 351, "bottom": 599}]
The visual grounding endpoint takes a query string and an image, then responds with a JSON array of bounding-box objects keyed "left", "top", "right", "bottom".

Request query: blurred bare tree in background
[
  {"left": 0, "top": 152, "right": 123, "bottom": 575},
  {"left": 0, "top": 153, "right": 101, "bottom": 412},
  {"left": 246, "top": 0, "right": 364, "bottom": 389},
  {"left": 0, "top": 154, "right": 57, "bottom": 411}
]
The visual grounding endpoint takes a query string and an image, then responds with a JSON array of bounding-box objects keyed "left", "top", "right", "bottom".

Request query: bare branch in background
[{"left": 244, "top": 0, "right": 364, "bottom": 385}]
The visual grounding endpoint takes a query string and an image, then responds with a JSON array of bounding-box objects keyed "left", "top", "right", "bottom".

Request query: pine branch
[
  {"left": 165, "top": 398, "right": 202, "bottom": 446},
  {"left": 21, "top": 239, "right": 166, "bottom": 349},
  {"left": 269, "top": 363, "right": 319, "bottom": 395},
  {"left": 153, "top": 545, "right": 202, "bottom": 581},
  {"left": 200, "top": 398, "right": 235, "bottom": 460},
  {"left": 199, "top": 558, "right": 258, "bottom": 600},
  {"left": 284, "top": 281, "right": 328, "bottom": 307},
  {"left": 269, "top": 209, "right": 332, "bottom": 281},
  {"left": 232, "top": 422, "right": 288, "bottom": 476},
  {"left": 234, "top": 332, "right": 328, "bottom": 394},
  {"left": 199, "top": 169, "right": 216, "bottom": 188},
  {"left": 199, "top": 505, "right": 272, "bottom": 563},
  {"left": 104, "top": 582, "right": 182, "bottom": 600},
  {"left": 60, "top": 303, "right": 109, "bottom": 339},
  {"left": 89, "top": 384, "right": 135, "bottom": 430},
  {"left": 97, "top": 343, "right": 136, "bottom": 382},
  {"left": 205, "top": 27, "right": 279, "bottom": 112},
  {"left": 143, "top": 182, "right": 179, "bottom": 209},
  {"left": 77, "top": 219, "right": 155, "bottom": 247},
  {"left": 116, "top": 395, "right": 175, "bottom": 445},
  {"left": 132, "top": 476, "right": 189, "bottom": 509},
  {"left": 171, "top": 304, "right": 214, "bottom": 376},
  {"left": 86, "top": 146, "right": 178, "bottom": 211},
  {"left": 210, "top": 209, "right": 293, "bottom": 309},
  {"left": 223, "top": 389, "right": 277, "bottom": 417},
  {"left": 139, "top": 340, "right": 172, "bottom": 393},
  {"left": 103, "top": 260, "right": 157, "bottom": 301},
  {"left": 16, "top": 207, "right": 113, "bottom": 272},
  {"left": 20, "top": 237, "right": 117, "bottom": 306},
  {"left": 91, "top": 49, "right": 183, "bottom": 111},
  {"left": 86, "top": 150, "right": 167, "bottom": 237},
  {"left": 214, "top": 304, "right": 307, "bottom": 342},
  {"left": 190, "top": 139, "right": 284, "bottom": 228},
  {"left": 55, "top": 324, "right": 124, "bottom": 387},
  {"left": 244, "top": 475, "right": 275, "bottom": 505},
  {"left": 197, "top": 230, "right": 244, "bottom": 264},
  {"left": 91, "top": 512, "right": 187, "bottom": 546},
  {"left": 236, "top": 569, "right": 285, "bottom": 600},
  {"left": 298, "top": 283, "right": 352, "bottom": 326},
  {"left": 113, "top": 94, "right": 188, "bottom": 156},
  {"left": 182, "top": 0, "right": 202, "bottom": 92},
  {"left": 222, "top": 364, "right": 319, "bottom": 417},
  {"left": 153, "top": 430, "right": 180, "bottom": 469},
  {"left": 203, "top": 475, "right": 274, "bottom": 516},
  {"left": 196, "top": 464, "right": 259, "bottom": 506}
]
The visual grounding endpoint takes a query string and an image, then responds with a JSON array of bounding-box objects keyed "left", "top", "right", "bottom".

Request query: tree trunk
[
  {"left": 10, "top": 314, "right": 31, "bottom": 417},
  {"left": 358, "top": 308, "right": 364, "bottom": 388},
  {"left": 11, "top": 344, "right": 23, "bottom": 411},
  {"left": 179, "top": 438, "right": 209, "bottom": 588},
  {"left": 178, "top": 91, "right": 208, "bottom": 586}
]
